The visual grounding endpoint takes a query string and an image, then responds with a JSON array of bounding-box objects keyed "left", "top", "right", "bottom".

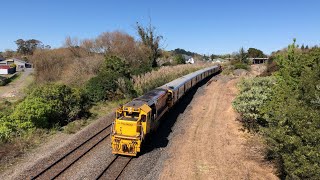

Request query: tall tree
[
  {"left": 15, "top": 39, "right": 42, "bottom": 55},
  {"left": 238, "top": 47, "right": 248, "bottom": 63},
  {"left": 210, "top": 54, "right": 217, "bottom": 60},
  {"left": 136, "top": 22, "right": 163, "bottom": 67}
]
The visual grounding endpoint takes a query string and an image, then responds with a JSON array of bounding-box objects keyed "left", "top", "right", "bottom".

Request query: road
[{"left": 0, "top": 68, "right": 34, "bottom": 99}]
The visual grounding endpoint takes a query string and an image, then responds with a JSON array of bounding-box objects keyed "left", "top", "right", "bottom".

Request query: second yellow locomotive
[{"left": 111, "top": 65, "right": 221, "bottom": 156}]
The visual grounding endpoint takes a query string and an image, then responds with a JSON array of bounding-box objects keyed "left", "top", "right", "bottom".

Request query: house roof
[
  {"left": 182, "top": 54, "right": 192, "bottom": 60},
  {"left": 0, "top": 65, "right": 11, "bottom": 69}
]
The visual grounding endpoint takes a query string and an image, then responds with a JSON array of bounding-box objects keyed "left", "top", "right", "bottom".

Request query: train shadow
[{"left": 140, "top": 71, "right": 221, "bottom": 156}]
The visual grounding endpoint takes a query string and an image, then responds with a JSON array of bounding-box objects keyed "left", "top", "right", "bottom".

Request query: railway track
[
  {"left": 96, "top": 155, "right": 132, "bottom": 180},
  {"left": 31, "top": 124, "right": 112, "bottom": 180}
]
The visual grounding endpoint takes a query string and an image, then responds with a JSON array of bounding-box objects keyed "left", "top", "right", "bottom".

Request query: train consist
[{"left": 111, "top": 65, "right": 221, "bottom": 156}]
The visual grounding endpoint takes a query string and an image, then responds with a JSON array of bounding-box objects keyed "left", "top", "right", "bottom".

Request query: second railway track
[
  {"left": 96, "top": 155, "right": 132, "bottom": 180},
  {"left": 31, "top": 124, "right": 112, "bottom": 180}
]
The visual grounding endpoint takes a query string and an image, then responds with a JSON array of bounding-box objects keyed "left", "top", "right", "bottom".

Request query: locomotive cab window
[{"left": 120, "top": 112, "right": 140, "bottom": 121}]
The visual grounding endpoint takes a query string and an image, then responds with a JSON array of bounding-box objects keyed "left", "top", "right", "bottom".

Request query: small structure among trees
[{"left": 248, "top": 57, "right": 269, "bottom": 64}]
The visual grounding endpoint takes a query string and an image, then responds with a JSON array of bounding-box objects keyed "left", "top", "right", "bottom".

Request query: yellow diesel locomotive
[{"left": 111, "top": 65, "right": 221, "bottom": 156}]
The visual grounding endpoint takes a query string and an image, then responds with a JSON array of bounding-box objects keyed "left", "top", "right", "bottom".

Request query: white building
[{"left": 185, "top": 57, "right": 195, "bottom": 64}]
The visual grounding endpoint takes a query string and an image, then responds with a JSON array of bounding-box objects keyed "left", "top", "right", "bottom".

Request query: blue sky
[{"left": 0, "top": 0, "right": 319, "bottom": 55}]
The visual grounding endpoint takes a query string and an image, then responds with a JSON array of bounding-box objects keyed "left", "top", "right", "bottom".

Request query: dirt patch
[{"left": 159, "top": 75, "right": 278, "bottom": 180}]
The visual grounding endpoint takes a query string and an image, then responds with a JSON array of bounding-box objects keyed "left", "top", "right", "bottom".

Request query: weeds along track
[
  {"left": 96, "top": 155, "right": 132, "bottom": 180},
  {"left": 30, "top": 124, "right": 112, "bottom": 180}
]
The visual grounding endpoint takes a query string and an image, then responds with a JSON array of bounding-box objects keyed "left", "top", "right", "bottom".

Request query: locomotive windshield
[{"left": 118, "top": 111, "right": 140, "bottom": 121}]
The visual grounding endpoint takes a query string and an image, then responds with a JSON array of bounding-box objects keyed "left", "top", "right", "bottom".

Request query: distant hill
[{"left": 171, "top": 48, "right": 199, "bottom": 57}]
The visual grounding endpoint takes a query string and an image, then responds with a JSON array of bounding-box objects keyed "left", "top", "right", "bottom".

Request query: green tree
[
  {"left": 238, "top": 47, "right": 248, "bottom": 63},
  {"left": 247, "top": 48, "right": 265, "bottom": 58},
  {"left": 15, "top": 39, "right": 42, "bottom": 55},
  {"left": 262, "top": 40, "right": 320, "bottom": 179},
  {"left": 210, "top": 54, "right": 217, "bottom": 60},
  {"left": 172, "top": 48, "right": 196, "bottom": 56},
  {"left": 86, "top": 56, "right": 135, "bottom": 102},
  {"left": 136, "top": 22, "right": 163, "bottom": 67}
]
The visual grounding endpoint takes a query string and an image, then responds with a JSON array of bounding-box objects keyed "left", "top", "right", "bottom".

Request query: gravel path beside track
[{"left": 159, "top": 75, "right": 278, "bottom": 179}]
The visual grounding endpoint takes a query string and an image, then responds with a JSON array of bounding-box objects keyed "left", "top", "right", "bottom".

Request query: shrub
[
  {"left": 232, "top": 77, "right": 275, "bottom": 131},
  {"left": 86, "top": 56, "right": 135, "bottom": 102},
  {"left": 33, "top": 84, "right": 89, "bottom": 122},
  {"left": 0, "top": 122, "right": 12, "bottom": 142},
  {"left": 234, "top": 62, "right": 250, "bottom": 70},
  {"left": 174, "top": 54, "right": 185, "bottom": 64},
  {"left": 8, "top": 84, "right": 90, "bottom": 129},
  {"left": 10, "top": 97, "right": 54, "bottom": 129},
  {"left": 0, "top": 76, "right": 8, "bottom": 86}
]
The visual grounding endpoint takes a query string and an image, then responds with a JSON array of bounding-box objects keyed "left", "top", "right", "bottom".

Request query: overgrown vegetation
[
  {"left": 0, "top": 84, "right": 89, "bottom": 142},
  {"left": 85, "top": 56, "right": 135, "bottom": 102},
  {"left": 232, "top": 77, "right": 275, "bottom": 130},
  {"left": 173, "top": 54, "right": 186, "bottom": 65},
  {"left": 133, "top": 63, "right": 209, "bottom": 95},
  {"left": 233, "top": 40, "right": 320, "bottom": 179}
]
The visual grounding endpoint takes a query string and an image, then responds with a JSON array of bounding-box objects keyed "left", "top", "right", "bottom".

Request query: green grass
[{"left": 90, "top": 99, "right": 129, "bottom": 118}]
